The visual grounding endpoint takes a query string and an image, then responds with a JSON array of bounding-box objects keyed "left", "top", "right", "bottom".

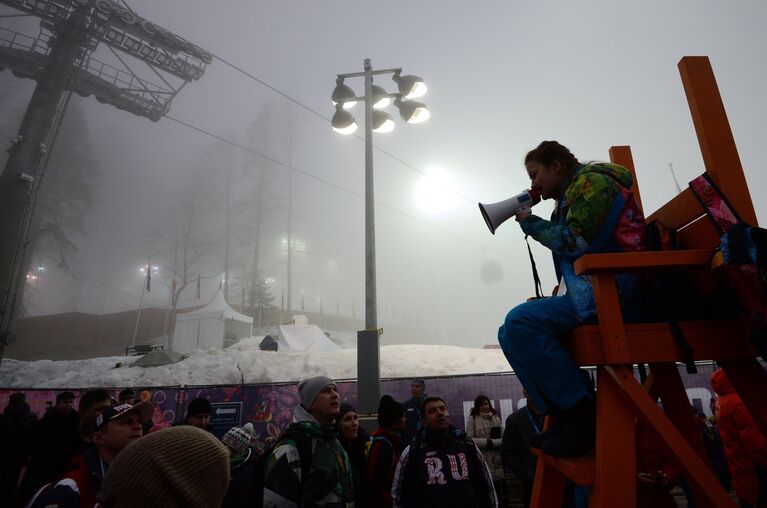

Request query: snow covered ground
[{"left": 0, "top": 337, "right": 511, "bottom": 388}]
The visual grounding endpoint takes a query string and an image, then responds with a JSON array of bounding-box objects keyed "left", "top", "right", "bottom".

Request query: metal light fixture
[
  {"left": 331, "top": 105, "right": 358, "bottom": 134},
  {"left": 331, "top": 78, "right": 358, "bottom": 109},
  {"left": 371, "top": 84, "right": 391, "bottom": 109},
  {"left": 395, "top": 99, "right": 430, "bottom": 124},
  {"left": 372, "top": 110, "right": 395, "bottom": 133},
  {"left": 393, "top": 73, "right": 427, "bottom": 99}
]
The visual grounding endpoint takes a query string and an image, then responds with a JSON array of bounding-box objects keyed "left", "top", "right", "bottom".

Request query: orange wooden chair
[{"left": 529, "top": 56, "right": 767, "bottom": 508}]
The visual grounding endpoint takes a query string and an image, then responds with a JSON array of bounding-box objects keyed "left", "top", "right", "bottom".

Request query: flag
[
  {"left": 196, "top": 274, "right": 201, "bottom": 300},
  {"left": 145, "top": 264, "right": 151, "bottom": 292}
]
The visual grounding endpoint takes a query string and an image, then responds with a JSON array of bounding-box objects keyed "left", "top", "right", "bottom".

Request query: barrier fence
[{"left": 1, "top": 363, "right": 718, "bottom": 450}]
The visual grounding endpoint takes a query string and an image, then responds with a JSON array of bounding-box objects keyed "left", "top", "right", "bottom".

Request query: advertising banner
[{"left": 0, "top": 363, "right": 720, "bottom": 451}]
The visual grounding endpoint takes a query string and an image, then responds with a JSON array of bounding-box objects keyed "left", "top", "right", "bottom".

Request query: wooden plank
[
  {"left": 567, "top": 320, "right": 753, "bottom": 365},
  {"left": 677, "top": 214, "right": 722, "bottom": 250},
  {"left": 646, "top": 188, "right": 703, "bottom": 230},
  {"left": 573, "top": 249, "right": 713, "bottom": 275},
  {"left": 679, "top": 56, "right": 758, "bottom": 226},
  {"left": 531, "top": 449, "right": 595, "bottom": 486},
  {"left": 530, "top": 458, "right": 567, "bottom": 508},
  {"left": 592, "top": 274, "right": 631, "bottom": 364},
  {"left": 609, "top": 145, "right": 644, "bottom": 216},
  {"left": 604, "top": 366, "right": 736, "bottom": 507},
  {"left": 650, "top": 363, "right": 717, "bottom": 508},
  {"left": 591, "top": 367, "right": 636, "bottom": 507}
]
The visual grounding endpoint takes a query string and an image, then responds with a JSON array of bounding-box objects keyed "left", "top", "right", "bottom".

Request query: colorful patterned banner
[{"left": 0, "top": 363, "right": 719, "bottom": 450}]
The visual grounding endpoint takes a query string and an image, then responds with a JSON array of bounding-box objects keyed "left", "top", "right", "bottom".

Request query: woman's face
[
  {"left": 479, "top": 399, "right": 491, "bottom": 414},
  {"left": 340, "top": 410, "right": 359, "bottom": 439},
  {"left": 526, "top": 160, "right": 568, "bottom": 200}
]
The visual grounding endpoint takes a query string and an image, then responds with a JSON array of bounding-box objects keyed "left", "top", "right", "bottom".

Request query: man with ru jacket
[
  {"left": 263, "top": 376, "right": 354, "bottom": 508},
  {"left": 392, "top": 397, "right": 497, "bottom": 508}
]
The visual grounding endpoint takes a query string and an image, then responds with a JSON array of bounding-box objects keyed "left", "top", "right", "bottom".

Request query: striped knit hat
[{"left": 99, "top": 426, "right": 230, "bottom": 508}]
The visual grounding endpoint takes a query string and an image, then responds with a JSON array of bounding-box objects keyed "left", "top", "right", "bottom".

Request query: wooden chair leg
[
  {"left": 590, "top": 366, "right": 636, "bottom": 507},
  {"left": 530, "top": 460, "right": 567, "bottom": 508},
  {"left": 650, "top": 362, "right": 718, "bottom": 508},
  {"left": 604, "top": 366, "right": 736, "bottom": 508}
]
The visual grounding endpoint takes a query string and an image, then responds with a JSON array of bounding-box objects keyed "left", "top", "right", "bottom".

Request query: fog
[{"left": 2, "top": 0, "right": 766, "bottom": 351}]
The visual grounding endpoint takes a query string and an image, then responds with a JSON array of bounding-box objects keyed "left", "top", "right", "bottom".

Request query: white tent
[
  {"left": 278, "top": 324, "right": 341, "bottom": 352},
  {"left": 172, "top": 290, "right": 253, "bottom": 354}
]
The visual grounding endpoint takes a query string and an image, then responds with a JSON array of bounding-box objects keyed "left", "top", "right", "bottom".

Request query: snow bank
[{"left": 0, "top": 337, "right": 511, "bottom": 388}]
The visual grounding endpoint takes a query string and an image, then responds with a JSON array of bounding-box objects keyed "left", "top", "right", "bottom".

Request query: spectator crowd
[{"left": 1, "top": 368, "right": 764, "bottom": 507}]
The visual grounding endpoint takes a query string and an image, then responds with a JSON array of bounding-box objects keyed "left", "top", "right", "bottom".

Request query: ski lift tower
[{"left": 0, "top": 0, "right": 212, "bottom": 359}]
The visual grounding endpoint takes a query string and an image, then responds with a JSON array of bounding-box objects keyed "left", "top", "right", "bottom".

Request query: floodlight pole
[{"left": 363, "top": 59, "right": 377, "bottom": 334}]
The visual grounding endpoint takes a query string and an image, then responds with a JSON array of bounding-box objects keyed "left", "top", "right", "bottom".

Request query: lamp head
[
  {"left": 332, "top": 78, "right": 358, "bottom": 109},
  {"left": 395, "top": 99, "right": 430, "bottom": 124},
  {"left": 393, "top": 73, "right": 427, "bottom": 99},
  {"left": 372, "top": 110, "right": 395, "bottom": 133},
  {"left": 331, "top": 105, "right": 358, "bottom": 135},
  {"left": 371, "top": 84, "right": 391, "bottom": 109}
]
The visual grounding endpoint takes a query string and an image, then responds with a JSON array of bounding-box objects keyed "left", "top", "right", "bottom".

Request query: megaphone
[{"left": 478, "top": 189, "right": 541, "bottom": 234}]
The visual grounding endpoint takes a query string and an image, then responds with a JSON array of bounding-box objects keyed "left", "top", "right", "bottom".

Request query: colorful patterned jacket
[
  {"left": 520, "top": 162, "right": 647, "bottom": 319},
  {"left": 262, "top": 405, "right": 354, "bottom": 508}
]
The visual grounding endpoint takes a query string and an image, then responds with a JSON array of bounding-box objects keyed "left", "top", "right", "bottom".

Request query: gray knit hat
[
  {"left": 298, "top": 376, "right": 336, "bottom": 410},
  {"left": 99, "top": 426, "right": 230, "bottom": 508}
]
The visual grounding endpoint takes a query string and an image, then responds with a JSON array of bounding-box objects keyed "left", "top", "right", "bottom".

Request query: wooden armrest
[{"left": 574, "top": 249, "right": 714, "bottom": 275}]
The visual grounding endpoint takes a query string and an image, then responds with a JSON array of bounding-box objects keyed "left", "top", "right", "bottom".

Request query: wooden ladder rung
[{"left": 532, "top": 448, "right": 595, "bottom": 486}]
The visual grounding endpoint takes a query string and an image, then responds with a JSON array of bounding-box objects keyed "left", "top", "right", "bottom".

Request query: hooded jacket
[
  {"left": 710, "top": 368, "right": 767, "bottom": 503},
  {"left": 263, "top": 405, "right": 354, "bottom": 508},
  {"left": 520, "top": 162, "right": 647, "bottom": 318},
  {"left": 391, "top": 426, "right": 498, "bottom": 508}
]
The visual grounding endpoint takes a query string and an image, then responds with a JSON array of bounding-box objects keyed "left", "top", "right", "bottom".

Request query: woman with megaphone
[{"left": 496, "top": 140, "right": 647, "bottom": 458}]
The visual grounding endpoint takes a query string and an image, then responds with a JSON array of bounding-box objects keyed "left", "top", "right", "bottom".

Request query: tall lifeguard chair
[{"left": 530, "top": 56, "right": 767, "bottom": 508}]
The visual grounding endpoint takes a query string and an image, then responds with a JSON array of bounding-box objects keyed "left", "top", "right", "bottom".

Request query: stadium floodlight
[
  {"left": 372, "top": 110, "right": 395, "bottom": 133},
  {"left": 395, "top": 99, "right": 431, "bottom": 124},
  {"left": 331, "top": 78, "right": 358, "bottom": 109},
  {"left": 393, "top": 72, "right": 428, "bottom": 99},
  {"left": 331, "top": 105, "right": 358, "bottom": 134},
  {"left": 371, "top": 84, "right": 391, "bottom": 109}
]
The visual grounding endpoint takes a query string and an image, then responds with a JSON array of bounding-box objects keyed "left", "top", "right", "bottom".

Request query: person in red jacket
[
  {"left": 711, "top": 368, "right": 767, "bottom": 507},
  {"left": 25, "top": 401, "right": 153, "bottom": 508}
]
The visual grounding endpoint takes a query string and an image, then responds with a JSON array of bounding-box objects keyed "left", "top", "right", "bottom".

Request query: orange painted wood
[
  {"left": 530, "top": 455, "right": 567, "bottom": 508},
  {"left": 592, "top": 273, "right": 631, "bottom": 364},
  {"left": 646, "top": 188, "right": 703, "bottom": 230},
  {"left": 649, "top": 363, "right": 717, "bottom": 508},
  {"left": 717, "top": 359, "right": 767, "bottom": 439},
  {"left": 676, "top": 214, "right": 722, "bottom": 249},
  {"left": 679, "top": 56, "right": 758, "bottom": 226},
  {"left": 609, "top": 145, "right": 644, "bottom": 216},
  {"left": 574, "top": 249, "right": 713, "bottom": 275},
  {"left": 604, "top": 366, "right": 737, "bottom": 508},
  {"left": 567, "top": 320, "right": 753, "bottom": 365},
  {"left": 532, "top": 449, "right": 595, "bottom": 486},
  {"left": 591, "top": 367, "right": 636, "bottom": 507}
]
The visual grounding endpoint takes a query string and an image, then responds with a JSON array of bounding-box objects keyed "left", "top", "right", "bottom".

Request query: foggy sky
[{"left": 3, "top": 0, "right": 766, "bottom": 348}]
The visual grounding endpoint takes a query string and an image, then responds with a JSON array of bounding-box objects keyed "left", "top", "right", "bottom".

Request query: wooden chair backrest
[{"left": 645, "top": 57, "right": 758, "bottom": 251}]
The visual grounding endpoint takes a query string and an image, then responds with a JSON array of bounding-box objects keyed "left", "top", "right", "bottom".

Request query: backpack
[
  {"left": 251, "top": 426, "right": 313, "bottom": 508},
  {"left": 689, "top": 172, "right": 767, "bottom": 360}
]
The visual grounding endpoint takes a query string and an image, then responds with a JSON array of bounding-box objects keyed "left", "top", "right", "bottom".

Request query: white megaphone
[{"left": 478, "top": 189, "right": 541, "bottom": 234}]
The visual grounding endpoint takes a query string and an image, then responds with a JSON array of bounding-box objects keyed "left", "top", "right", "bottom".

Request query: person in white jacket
[{"left": 466, "top": 395, "right": 505, "bottom": 503}]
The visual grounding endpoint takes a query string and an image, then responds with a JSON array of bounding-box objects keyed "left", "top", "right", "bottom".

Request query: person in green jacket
[{"left": 263, "top": 376, "right": 355, "bottom": 507}]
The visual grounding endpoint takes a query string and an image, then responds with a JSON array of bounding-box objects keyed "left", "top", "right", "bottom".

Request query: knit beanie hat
[
  {"left": 221, "top": 426, "right": 251, "bottom": 454},
  {"left": 298, "top": 376, "right": 336, "bottom": 410},
  {"left": 185, "top": 397, "right": 212, "bottom": 420},
  {"left": 339, "top": 403, "right": 356, "bottom": 419},
  {"left": 378, "top": 395, "right": 405, "bottom": 427},
  {"left": 99, "top": 426, "right": 230, "bottom": 508}
]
